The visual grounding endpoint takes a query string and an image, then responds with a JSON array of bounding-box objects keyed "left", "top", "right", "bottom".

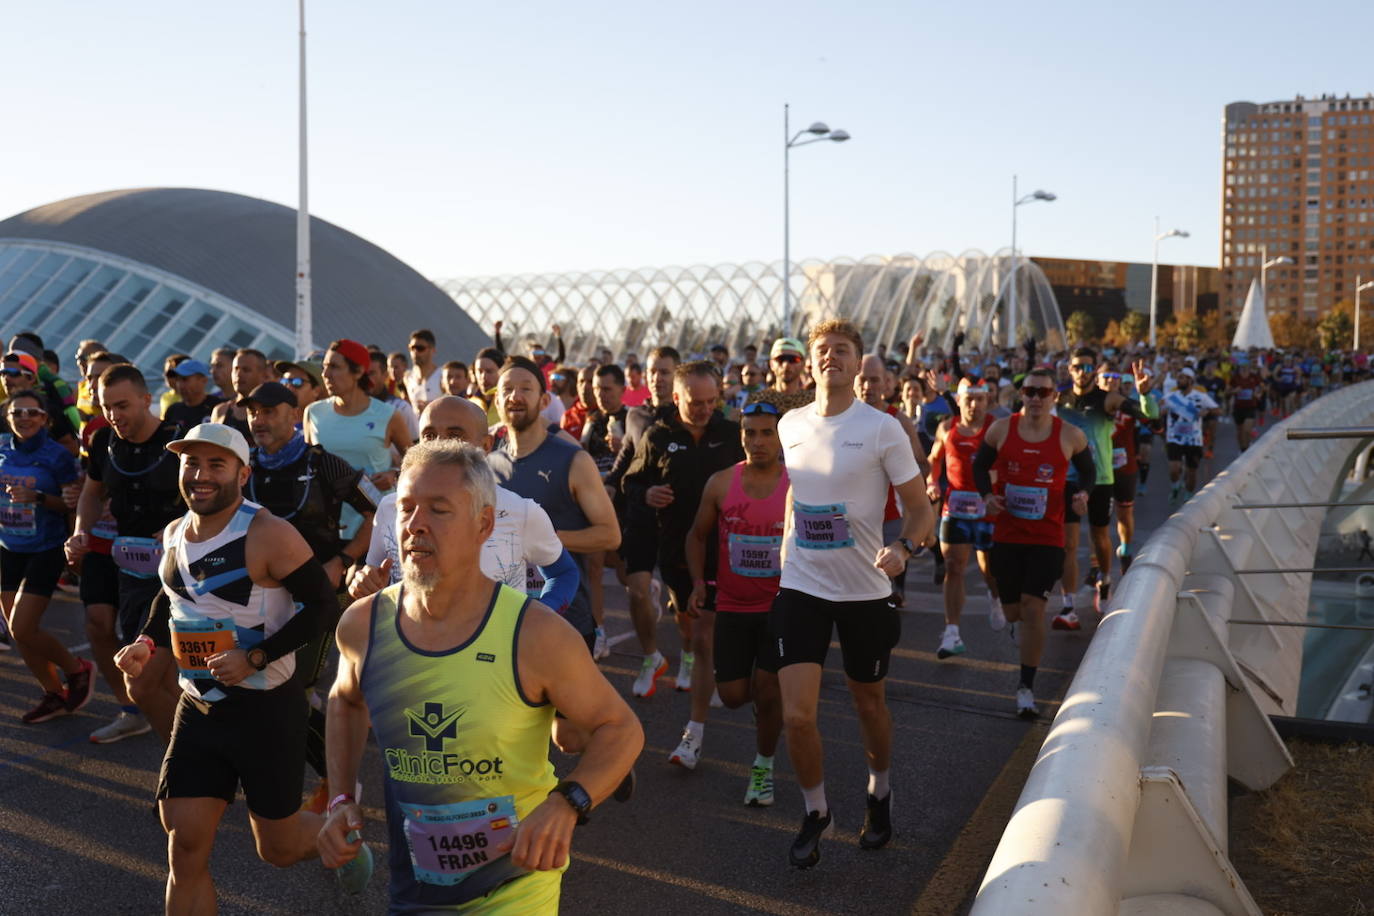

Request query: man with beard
[
  {"left": 209, "top": 348, "right": 270, "bottom": 440},
  {"left": 113, "top": 423, "right": 340, "bottom": 911},
  {"left": 747, "top": 337, "right": 814, "bottom": 414}
]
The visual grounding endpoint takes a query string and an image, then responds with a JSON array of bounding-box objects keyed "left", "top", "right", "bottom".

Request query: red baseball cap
[
  {"left": 3, "top": 352, "right": 39, "bottom": 376},
  {"left": 330, "top": 339, "right": 370, "bottom": 369}
]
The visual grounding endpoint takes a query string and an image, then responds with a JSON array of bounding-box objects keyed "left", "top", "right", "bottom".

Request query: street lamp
[
  {"left": 1259, "top": 244, "right": 1295, "bottom": 303},
  {"left": 1148, "top": 218, "right": 1189, "bottom": 347},
  {"left": 1008, "top": 176, "right": 1056, "bottom": 346},
  {"left": 783, "top": 103, "right": 849, "bottom": 334},
  {"left": 1356, "top": 275, "right": 1374, "bottom": 351}
]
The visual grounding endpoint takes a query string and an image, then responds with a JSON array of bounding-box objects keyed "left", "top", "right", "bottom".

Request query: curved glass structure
[{"left": 439, "top": 250, "right": 1065, "bottom": 362}]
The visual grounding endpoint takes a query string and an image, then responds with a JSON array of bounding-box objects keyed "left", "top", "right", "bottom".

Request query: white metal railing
[{"left": 972, "top": 380, "right": 1374, "bottom": 916}]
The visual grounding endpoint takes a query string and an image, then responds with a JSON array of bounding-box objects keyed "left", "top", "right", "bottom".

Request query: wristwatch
[
  {"left": 897, "top": 537, "right": 917, "bottom": 557},
  {"left": 549, "top": 780, "right": 591, "bottom": 825},
  {"left": 246, "top": 647, "right": 268, "bottom": 671}
]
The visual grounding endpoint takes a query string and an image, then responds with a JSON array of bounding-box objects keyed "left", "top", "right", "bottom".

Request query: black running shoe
[
  {"left": 859, "top": 792, "right": 893, "bottom": 850},
  {"left": 1084, "top": 566, "right": 1100, "bottom": 588},
  {"left": 933, "top": 561, "right": 946, "bottom": 586},
  {"left": 614, "top": 766, "right": 636, "bottom": 803},
  {"left": 788, "top": 810, "right": 833, "bottom": 868}
]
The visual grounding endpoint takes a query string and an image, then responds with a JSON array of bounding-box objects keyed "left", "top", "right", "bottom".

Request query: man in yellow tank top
[{"left": 319, "top": 439, "right": 643, "bottom": 912}]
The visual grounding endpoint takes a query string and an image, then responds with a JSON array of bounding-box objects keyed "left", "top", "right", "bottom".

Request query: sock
[
  {"left": 1061, "top": 592, "right": 1075, "bottom": 610},
  {"left": 1020, "top": 664, "right": 1037, "bottom": 690},
  {"left": 801, "top": 783, "right": 828, "bottom": 817},
  {"left": 945, "top": 623, "right": 960, "bottom": 636},
  {"left": 685, "top": 720, "right": 704, "bottom": 739},
  {"left": 754, "top": 753, "right": 774, "bottom": 769},
  {"left": 867, "top": 768, "right": 890, "bottom": 801},
  {"left": 120, "top": 704, "right": 140, "bottom": 716},
  {"left": 1117, "top": 541, "right": 1131, "bottom": 557}
]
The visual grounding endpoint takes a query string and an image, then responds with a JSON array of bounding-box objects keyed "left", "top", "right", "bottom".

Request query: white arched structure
[{"left": 438, "top": 250, "right": 1065, "bottom": 362}]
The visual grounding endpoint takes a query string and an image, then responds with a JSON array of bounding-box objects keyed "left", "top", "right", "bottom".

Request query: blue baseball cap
[{"left": 171, "top": 358, "right": 211, "bottom": 378}]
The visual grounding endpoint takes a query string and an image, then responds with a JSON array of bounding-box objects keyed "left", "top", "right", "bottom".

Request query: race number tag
[
  {"left": 169, "top": 618, "right": 237, "bottom": 674},
  {"left": 1112, "top": 447, "right": 1128, "bottom": 469},
  {"left": 403, "top": 795, "right": 519, "bottom": 886},
  {"left": 793, "top": 502, "right": 854, "bottom": 550},
  {"left": 1238, "top": 388, "right": 1253, "bottom": 401},
  {"left": 0, "top": 497, "right": 36, "bottom": 535},
  {"left": 112, "top": 536, "right": 162, "bottom": 578},
  {"left": 728, "top": 534, "right": 782, "bottom": 577},
  {"left": 945, "top": 490, "right": 985, "bottom": 520},
  {"left": 1003, "top": 484, "right": 1048, "bottom": 520}
]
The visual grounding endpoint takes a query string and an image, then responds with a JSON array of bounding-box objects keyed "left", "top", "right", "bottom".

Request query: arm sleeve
[
  {"left": 535, "top": 548, "right": 580, "bottom": 615},
  {"left": 254, "top": 559, "right": 338, "bottom": 663},
  {"left": 1116, "top": 394, "right": 1151, "bottom": 422},
  {"left": 1070, "top": 446, "right": 1096, "bottom": 485},
  {"left": 141, "top": 591, "right": 173, "bottom": 649},
  {"left": 972, "top": 442, "right": 998, "bottom": 498}
]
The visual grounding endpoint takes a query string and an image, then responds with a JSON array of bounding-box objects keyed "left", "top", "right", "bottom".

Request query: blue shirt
[{"left": 0, "top": 430, "right": 79, "bottom": 553}]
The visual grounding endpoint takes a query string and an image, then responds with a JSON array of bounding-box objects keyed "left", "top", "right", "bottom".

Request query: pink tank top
[{"left": 715, "top": 463, "right": 789, "bottom": 613}]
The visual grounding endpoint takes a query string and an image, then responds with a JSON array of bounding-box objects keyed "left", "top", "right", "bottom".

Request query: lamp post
[
  {"left": 294, "top": 0, "right": 312, "bottom": 358},
  {"left": 1008, "top": 176, "right": 1056, "bottom": 346},
  {"left": 1356, "top": 275, "right": 1374, "bottom": 351},
  {"left": 783, "top": 103, "right": 849, "bottom": 335},
  {"left": 1259, "top": 244, "right": 1294, "bottom": 304},
  {"left": 1148, "top": 218, "right": 1189, "bottom": 348}
]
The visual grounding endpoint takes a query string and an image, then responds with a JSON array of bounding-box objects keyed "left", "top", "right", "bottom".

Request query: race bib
[
  {"left": 945, "top": 490, "right": 985, "bottom": 520},
  {"left": 169, "top": 617, "right": 237, "bottom": 674},
  {"left": 1112, "top": 447, "right": 1128, "bottom": 470},
  {"left": 0, "top": 497, "right": 37, "bottom": 536},
  {"left": 794, "top": 501, "right": 854, "bottom": 550},
  {"left": 1238, "top": 388, "right": 1253, "bottom": 401},
  {"left": 1003, "top": 483, "right": 1048, "bottom": 520},
  {"left": 728, "top": 533, "right": 781, "bottom": 578},
  {"left": 112, "top": 536, "right": 162, "bottom": 578},
  {"left": 403, "top": 795, "right": 519, "bottom": 886}
]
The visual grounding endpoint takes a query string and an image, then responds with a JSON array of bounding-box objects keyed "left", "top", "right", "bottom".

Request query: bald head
[
  {"left": 419, "top": 395, "right": 491, "bottom": 451},
  {"left": 856, "top": 353, "right": 889, "bottom": 408}
]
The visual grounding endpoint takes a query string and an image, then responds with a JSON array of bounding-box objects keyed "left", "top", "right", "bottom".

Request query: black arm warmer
[
  {"left": 141, "top": 591, "right": 173, "bottom": 649},
  {"left": 255, "top": 558, "right": 338, "bottom": 664},
  {"left": 1115, "top": 394, "right": 1148, "bottom": 421},
  {"left": 1071, "top": 446, "right": 1096, "bottom": 486},
  {"left": 972, "top": 441, "right": 998, "bottom": 498}
]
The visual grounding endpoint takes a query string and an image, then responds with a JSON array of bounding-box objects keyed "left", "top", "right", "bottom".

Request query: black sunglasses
[{"left": 1021, "top": 386, "right": 1056, "bottom": 399}]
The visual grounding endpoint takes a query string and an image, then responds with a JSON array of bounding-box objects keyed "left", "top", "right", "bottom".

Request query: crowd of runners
[{"left": 0, "top": 322, "right": 1363, "bottom": 912}]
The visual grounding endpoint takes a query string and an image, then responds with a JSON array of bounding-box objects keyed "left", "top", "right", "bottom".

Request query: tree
[
  {"left": 1172, "top": 315, "right": 1203, "bottom": 351},
  {"left": 1066, "top": 310, "right": 1097, "bottom": 345},
  {"left": 1271, "top": 312, "right": 1318, "bottom": 349},
  {"left": 1318, "top": 307, "right": 1353, "bottom": 350},
  {"left": 1100, "top": 319, "right": 1125, "bottom": 348},
  {"left": 1199, "top": 310, "right": 1229, "bottom": 348},
  {"left": 1120, "top": 311, "right": 1149, "bottom": 346}
]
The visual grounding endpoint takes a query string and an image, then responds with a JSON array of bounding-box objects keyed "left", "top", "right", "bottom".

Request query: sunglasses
[
  {"left": 1021, "top": 386, "right": 1056, "bottom": 399},
  {"left": 282, "top": 377, "right": 308, "bottom": 388},
  {"left": 741, "top": 401, "right": 780, "bottom": 416},
  {"left": 1, "top": 367, "right": 32, "bottom": 378},
  {"left": 1070, "top": 363, "right": 1096, "bottom": 372},
  {"left": 1101, "top": 372, "right": 1121, "bottom": 380},
  {"left": 8, "top": 407, "right": 46, "bottom": 419},
  {"left": 773, "top": 354, "right": 802, "bottom": 365}
]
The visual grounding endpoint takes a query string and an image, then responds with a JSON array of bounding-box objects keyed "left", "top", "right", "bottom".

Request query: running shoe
[
  {"left": 987, "top": 593, "right": 1007, "bottom": 632},
  {"left": 1120, "top": 552, "right": 1133, "bottom": 575},
  {"left": 592, "top": 626, "right": 609, "bottom": 660},
  {"left": 859, "top": 791, "right": 893, "bottom": 850},
  {"left": 305, "top": 778, "right": 331, "bottom": 815},
  {"left": 1051, "top": 611, "right": 1081, "bottom": 631},
  {"left": 932, "top": 560, "right": 946, "bottom": 586},
  {"left": 936, "top": 629, "right": 966, "bottom": 659},
  {"left": 22, "top": 692, "right": 70, "bottom": 724},
  {"left": 744, "top": 765, "right": 774, "bottom": 807},
  {"left": 788, "top": 810, "right": 834, "bottom": 869},
  {"left": 89, "top": 711, "right": 152, "bottom": 744},
  {"left": 1083, "top": 566, "right": 1100, "bottom": 588},
  {"left": 1016, "top": 687, "right": 1038, "bottom": 719},
  {"left": 1094, "top": 580, "right": 1110, "bottom": 614},
  {"left": 675, "top": 652, "right": 695, "bottom": 691},
  {"left": 709, "top": 689, "right": 724, "bottom": 708},
  {"left": 614, "top": 767, "right": 636, "bottom": 802},
  {"left": 631, "top": 652, "right": 668, "bottom": 698},
  {"left": 56, "top": 570, "right": 80, "bottom": 595},
  {"left": 335, "top": 831, "right": 374, "bottom": 895},
  {"left": 1137, "top": 481, "right": 1147, "bottom": 495},
  {"left": 669, "top": 727, "right": 702, "bottom": 770},
  {"left": 63, "top": 658, "right": 95, "bottom": 713}
]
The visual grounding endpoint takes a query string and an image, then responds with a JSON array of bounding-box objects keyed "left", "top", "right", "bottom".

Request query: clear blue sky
[{"left": 2, "top": 1, "right": 1370, "bottom": 279}]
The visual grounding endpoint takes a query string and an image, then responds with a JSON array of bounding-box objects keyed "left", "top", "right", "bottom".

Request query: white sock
[
  {"left": 754, "top": 753, "right": 774, "bottom": 769},
  {"left": 945, "top": 624, "right": 960, "bottom": 636},
  {"left": 867, "top": 768, "right": 890, "bottom": 800},
  {"left": 685, "top": 720, "right": 704, "bottom": 739},
  {"left": 801, "top": 782, "right": 828, "bottom": 817},
  {"left": 1061, "top": 592, "right": 1075, "bottom": 610}
]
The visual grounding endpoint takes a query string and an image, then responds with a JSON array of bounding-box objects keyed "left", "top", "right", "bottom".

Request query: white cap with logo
[{"left": 166, "top": 423, "right": 251, "bottom": 466}]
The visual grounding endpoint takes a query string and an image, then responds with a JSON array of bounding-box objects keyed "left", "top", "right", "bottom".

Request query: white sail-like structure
[{"left": 1231, "top": 277, "right": 1275, "bottom": 350}]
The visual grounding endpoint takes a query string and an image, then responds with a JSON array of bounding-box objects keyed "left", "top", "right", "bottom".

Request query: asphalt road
[{"left": 0, "top": 424, "right": 1245, "bottom": 915}]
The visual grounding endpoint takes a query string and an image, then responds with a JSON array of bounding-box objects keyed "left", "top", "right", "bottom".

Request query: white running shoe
[
  {"left": 1052, "top": 611, "right": 1082, "bottom": 631},
  {"left": 709, "top": 689, "right": 723, "bottom": 708},
  {"left": 675, "top": 652, "right": 695, "bottom": 691},
  {"left": 593, "top": 627, "right": 609, "bottom": 660},
  {"left": 987, "top": 593, "right": 1007, "bottom": 631},
  {"left": 631, "top": 652, "right": 668, "bottom": 698},
  {"left": 1016, "top": 687, "right": 1038, "bottom": 719},
  {"left": 936, "top": 629, "right": 966, "bottom": 659},
  {"left": 669, "top": 727, "right": 703, "bottom": 770},
  {"left": 744, "top": 765, "right": 775, "bottom": 806},
  {"left": 89, "top": 711, "right": 153, "bottom": 744}
]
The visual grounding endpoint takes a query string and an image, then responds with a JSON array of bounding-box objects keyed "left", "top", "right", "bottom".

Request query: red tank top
[
  {"left": 941, "top": 415, "right": 993, "bottom": 522},
  {"left": 1233, "top": 371, "right": 1262, "bottom": 408},
  {"left": 992, "top": 415, "right": 1068, "bottom": 544},
  {"left": 1112, "top": 413, "right": 1138, "bottom": 475},
  {"left": 883, "top": 405, "right": 901, "bottom": 522},
  {"left": 715, "top": 463, "right": 789, "bottom": 613}
]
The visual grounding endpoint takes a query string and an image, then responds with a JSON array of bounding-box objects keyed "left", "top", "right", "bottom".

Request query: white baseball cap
[{"left": 166, "top": 423, "right": 251, "bottom": 466}]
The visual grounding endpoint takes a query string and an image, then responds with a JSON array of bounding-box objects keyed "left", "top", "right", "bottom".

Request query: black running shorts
[
  {"left": 1086, "top": 483, "right": 1113, "bottom": 528},
  {"left": 1165, "top": 442, "right": 1203, "bottom": 469},
  {"left": 769, "top": 588, "right": 900, "bottom": 683},
  {"left": 1112, "top": 471, "right": 1138, "bottom": 507},
  {"left": 116, "top": 571, "right": 163, "bottom": 643},
  {"left": 713, "top": 610, "right": 777, "bottom": 683},
  {"left": 990, "top": 543, "right": 1066, "bottom": 604},
  {"left": 0, "top": 545, "right": 66, "bottom": 597},
  {"left": 158, "top": 685, "right": 308, "bottom": 820},
  {"left": 80, "top": 551, "right": 119, "bottom": 607},
  {"left": 619, "top": 527, "right": 658, "bottom": 576}
]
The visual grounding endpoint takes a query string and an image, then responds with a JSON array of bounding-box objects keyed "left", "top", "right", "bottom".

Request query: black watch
[
  {"left": 246, "top": 647, "right": 268, "bottom": 671},
  {"left": 549, "top": 780, "right": 591, "bottom": 825},
  {"left": 897, "top": 537, "right": 916, "bottom": 557}
]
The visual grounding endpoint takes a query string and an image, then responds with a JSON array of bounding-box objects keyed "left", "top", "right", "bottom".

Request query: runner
[
  {"left": 772, "top": 318, "right": 933, "bottom": 868},
  {"left": 162, "top": 359, "right": 222, "bottom": 427},
  {"left": 1103, "top": 371, "right": 1154, "bottom": 576},
  {"left": 972, "top": 367, "right": 1093, "bottom": 717},
  {"left": 67, "top": 363, "right": 187, "bottom": 741},
  {"left": 746, "top": 337, "right": 815, "bottom": 413},
  {"left": 1, "top": 389, "right": 91, "bottom": 723},
  {"left": 317, "top": 439, "right": 643, "bottom": 911},
  {"left": 3, "top": 351, "right": 79, "bottom": 453},
  {"left": 1229, "top": 359, "right": 1265, "bottom": 453},
  {"left": 112, "top": 423, "right": 342, "bottom": 911},
  {"left": 275, "top": 359, "right": 325, "bottom": 409},
  {"left": 208, "top": 347, "right": 235, "bottom": 400},
  {"left": 580, "top": 364, "right": 630, "bottom": 657},
  {"left": 404, "top": 329, "right": 442, "bottom": 416},
  {"left": 684, "top": 400, "right": 787, "bottom": 802},
  {"left": 470, "top": 345, "right": 506, "bottom": 427},
  {"left": 623, "top": 361, "right": 744, "bottom": 768},
  {"left": 209, "top": 348, "right": 270, "bottom": 440},
  {"left": 924, "top": 378, "right": 1003, "bottom": 660},
  {"left": 1164, "top": 367, "right": 1221, "bottom": 506}
]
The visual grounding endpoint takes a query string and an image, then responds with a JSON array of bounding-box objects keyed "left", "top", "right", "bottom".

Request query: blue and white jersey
[{"left": 1163, "top": 388, "right": 1218, "bottom": 448}]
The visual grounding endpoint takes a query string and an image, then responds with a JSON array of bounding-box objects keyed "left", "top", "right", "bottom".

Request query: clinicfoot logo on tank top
[{"left": 384, "top": 701, "right": 505, "bottom": 785}]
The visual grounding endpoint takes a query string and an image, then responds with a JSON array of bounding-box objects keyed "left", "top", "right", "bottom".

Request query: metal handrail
[{"left": 972, "top": 381, "right": 1374, "bottom": 914}]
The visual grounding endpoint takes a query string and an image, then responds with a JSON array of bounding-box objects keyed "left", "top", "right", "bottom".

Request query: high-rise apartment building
[{"left": 1221, "top": 93, "right": 1374, "bottom": 324}]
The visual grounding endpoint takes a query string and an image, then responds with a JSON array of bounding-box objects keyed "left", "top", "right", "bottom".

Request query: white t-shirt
[
  {"left": 388, "top": 396, "right": 419, "bottom": 443},
  {"left": 1163, "top": 387, "right": 1218, "bottom": 447},
  {"left": 778, "top": 399, "right": 921, "bottom": 601},
  {"left": 403, "top": 365, "right": 442, "bottom": 415},
  {"left": 366, "top": 485, "right": 563, "bottom": 590}
]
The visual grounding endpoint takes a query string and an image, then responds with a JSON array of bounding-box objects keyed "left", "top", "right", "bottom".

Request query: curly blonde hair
[{"left": 806, "top": 318, "right": 864, "bottom": 355}]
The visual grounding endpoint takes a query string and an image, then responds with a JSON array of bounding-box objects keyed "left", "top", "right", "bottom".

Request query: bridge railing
[{"left": 972, "top": 380, "right": 1374, "bottom": 915}]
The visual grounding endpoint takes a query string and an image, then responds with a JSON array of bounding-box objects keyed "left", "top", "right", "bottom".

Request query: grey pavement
[{"left": 0, "top": 423, "right": 1247, "bottom": 914}]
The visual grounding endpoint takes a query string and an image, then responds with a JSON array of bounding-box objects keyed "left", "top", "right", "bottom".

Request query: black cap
[{"left": 237, "top": 381, "right": 298, "bottom": 410}]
